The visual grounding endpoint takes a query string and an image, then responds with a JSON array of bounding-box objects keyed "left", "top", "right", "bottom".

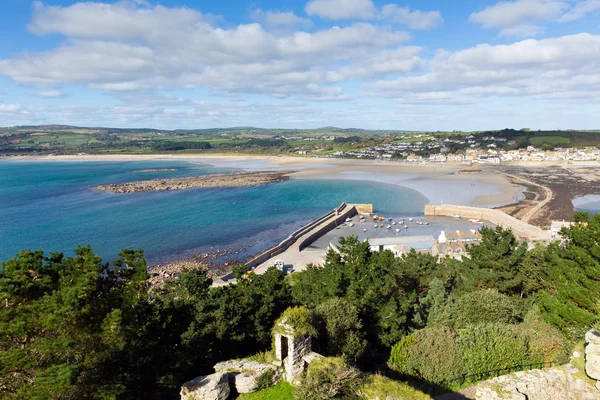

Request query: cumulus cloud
[
  {"left": 250, "top": 8, "right": 312, "bottom": 28},
  {"left": 560, "top": 0, "right": 600, "bottom": 22},
  {"left": 0, "top": 2, "right": 415, "bottom": 99},
  {"left": 469, "top": 0, "right": 568, "bottom": 36},
  {"left": 305, "top": 0, "right": 376, "bottom": 19},
  {"left": 367, "top": 33, "right": 600, "bottom": 102},
  {"left": 36, "top": 90, "right": 67, "bottom": 98},
  {"left": 379, "top": 5, "right": 444, "bottom": 30},
  {"left": 305, "top": 0, "right": 443, "bottom": 29}
]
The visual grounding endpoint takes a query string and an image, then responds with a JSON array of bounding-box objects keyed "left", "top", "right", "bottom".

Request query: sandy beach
[{"left": 2, "top": 154, "right": 524, "bottom": 208}]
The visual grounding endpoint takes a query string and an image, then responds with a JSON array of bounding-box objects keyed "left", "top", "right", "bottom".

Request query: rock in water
[{"left": 180, "top": 372, "right": 230, "bottom": 400}]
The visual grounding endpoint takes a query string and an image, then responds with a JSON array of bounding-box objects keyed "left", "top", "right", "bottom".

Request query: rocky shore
[
  {"left": 93, "top": 170, "right": 295, "bottom": 193},
  {"left": 147, "top": 247, "right": 250, "bottom": 287}
]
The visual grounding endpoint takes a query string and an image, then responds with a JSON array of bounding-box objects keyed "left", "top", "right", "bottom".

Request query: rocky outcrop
[
  {"left": 214, "top": 359, "right": 280, "bottom": 394},
  {"left": 93, "top": 170, "right": 295, "bottom": 193},
  {"left": 180, "top": 372, "right": 230, "bottom": 400},
  {"left": 585, "top": 328, "right": 600, "bottom": 389},
  {"left": 474, "top": 364, "right": 597, "bottom": 400}
]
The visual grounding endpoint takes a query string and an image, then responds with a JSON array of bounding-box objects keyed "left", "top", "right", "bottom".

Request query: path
[{"left": 494, "top": 170, "right": 553, "bottom": 224}]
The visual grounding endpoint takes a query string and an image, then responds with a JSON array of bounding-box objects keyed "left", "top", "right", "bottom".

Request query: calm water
[{"left": 0, "top": 160, "right": 428, "bottom": 264}]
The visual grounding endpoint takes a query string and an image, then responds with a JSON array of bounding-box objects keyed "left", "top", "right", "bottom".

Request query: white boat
[
  {"left": 469, "top": 218, "right": 483, "bottom": 224},
  {"left": 345, "top": 218, "right": 352, "bottom": 222},
  {"left": 374, "top": 224, "right": 378, "bottom": 228},
  {"left": 453, "top": 214, "right": 461, "bottom": 219},
  {"left": 424, "top": 221, "right": 429, "bottom": 225},
  {"left": 392, "top": 221, "right": 397, "bottom": 225},
  {"left": 385, "top": 225, "right": 391, "bottom": 229},
  {"left": 404, "top": 225, "right": 408, "bottom": 229},
  {"left": 363, "top": 228, "right": 368, "bottom": 232},
  {"left": 388, "top": 217, "right": 393, "bottom": 221},
  {"left": 395, "top": 228, "right": 400, "bottom": 233},
  {"left": 349, "top": 223, "right": 354, "bottom": 227},
  {"left": 409, "top": 217, "right": 413, "bottom": 222},
  {"left": 416, "top": 220, "right": 423, "bottom": 225}
]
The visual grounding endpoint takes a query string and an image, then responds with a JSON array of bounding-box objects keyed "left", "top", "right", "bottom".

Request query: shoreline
[{"left": 0, "top": 153, "right": 524, "bottom": 208}]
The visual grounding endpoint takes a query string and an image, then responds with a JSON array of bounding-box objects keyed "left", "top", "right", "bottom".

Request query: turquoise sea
[{"left": 0, "top": 160, "right": 428, "bottom": 264}]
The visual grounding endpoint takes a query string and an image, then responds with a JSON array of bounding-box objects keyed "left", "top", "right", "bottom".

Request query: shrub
[
  {"left": 315, "top": 298, "right": 367, "bottom": 363},
  {"left": 388, "top": 328, "right": 462, "bottom": 384},
  {"left": 273, "top": 306, "right": 317, "bottom": 337},
  {"left": 431, "top": 290, "right": 525, "bottom": 329},
  {"left": 296, "top": 357, "right": 363, "bottom": 400},
  {"left": 456, "top": 323, "right": 529, "bottom": 381},
  {"left": 254, "top": 369, "right": 276, "bottom": 391}
]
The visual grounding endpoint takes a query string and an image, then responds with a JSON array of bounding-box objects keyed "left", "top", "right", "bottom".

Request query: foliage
[
  {"left": 151, "top": 140, "right": 212, "bottom": 151},
  {"left": 254, "top": 369, "right": 277, "bottom": 391},
  {"left": 295, "top": 357, "right": 363, "bottom": 400},
  {"left": 314, "top": 298, "right": 367, "bottom": 363},
  {"left": 360, "top": 375, "right": 432, "bottom": 400},
  {"left": 246, "top": 350, "right": 277, "bottom": 364},
  {"left": 0, "top": 246, "right": 149, "bottom": 399},
  {"left": 389, "top": 328, "right": 462, "bottom": 384},
  {"left": 430, "top": 289, "right": 525, "bottom": 329},
  {"left": 238, "top": 382, "right": 295, "bottom": 400},
  {"left": 456, "top": 324, "right": 530, "bottom": 382},
  {"left": 274, "top": 306, "right": 318, "bottom": 337}
]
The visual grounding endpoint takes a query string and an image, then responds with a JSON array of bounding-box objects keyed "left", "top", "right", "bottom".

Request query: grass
[
  {"left": 360, "top": 375, "right": 432, "bottom": 400},
  {"left": 245, "top": 350, "right": 276, "bottom": 364},
  {"left": 237, "top": 382, "right": 294, "bottom": 400},
  {"left": 571, "top": 340, "right": 597, "bottom": 388},
  {"left": 529, "top": 136, "right": 571, "bottom": 145}
]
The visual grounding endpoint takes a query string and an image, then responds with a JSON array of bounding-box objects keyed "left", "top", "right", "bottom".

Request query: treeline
[
  {"left": 2, "top": 213, "right": 600, "bottom": 398},
  {"left": 150, "top": 141, "right": 212, "bottom": 151}
]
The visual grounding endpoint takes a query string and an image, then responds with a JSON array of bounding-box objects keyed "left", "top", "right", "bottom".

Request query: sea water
[{"left": 0, "top": 160, "right": 428, "bottom": 264}]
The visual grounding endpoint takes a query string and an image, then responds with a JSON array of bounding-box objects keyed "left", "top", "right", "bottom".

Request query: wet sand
[{"left": 9, "top": 154, "right": 524, "bottom": 208}]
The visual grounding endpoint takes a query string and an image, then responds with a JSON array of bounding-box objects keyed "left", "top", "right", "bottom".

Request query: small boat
[
  {"left": 424, "top": 221, "right": 429, "bottom": 225},
  {"left": 469, "top": 218, "right": 483, "bottom": 225},
  {"left": 380, "top": 224, "right": 384, "bottom": 228},
  {"left": 388, "top": 217, "right": 393, "bottom": 221},
  {"left": 345, "top": 218, "right": 352, "bottom": 222},
  {"left": 374, "top": 224, "right": 378, "bottom": 228},
  {"left": 416, "top": 220, "right": 423, "bottom": 225},
  {"left": 453, "top": 214, "right": 461, "bottom": 219},
  {"left": 395, "top": 228, "right": 400, "bottom": 233},
  {"left": 392, "top": 221, "right": 397, "bottom": 225},
  {"left": 380, "top": 217, "right": 384, "bottom": 221},
  {"left": 363, "top": 228, "right": 368, "bottom": 232},
  {"left": 385, "top": 225, "right": 391, "bottom": 229},
  {"left": 409, "top": 217, "right": 413, "bottom": 222},
  {"left": 404, "top": 225, "right": 408, "bottom": 229},
  {"left": 349, "top": 223, "right": 354, "bottom": 227}
]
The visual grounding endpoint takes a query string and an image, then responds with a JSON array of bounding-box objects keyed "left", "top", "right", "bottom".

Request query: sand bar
[{"left": 2, "top": 154, "right": 524, "bottom": 207}]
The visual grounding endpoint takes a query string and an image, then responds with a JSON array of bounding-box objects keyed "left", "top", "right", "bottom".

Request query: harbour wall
[
  {"left": 245, "top": 202, "right": 363, "bottom": 268},
  {"left": 424, "top": 204, "right": 552, "bottom": 241}
]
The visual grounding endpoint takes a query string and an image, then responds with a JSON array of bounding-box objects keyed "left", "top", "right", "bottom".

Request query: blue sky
[{"left": 0, "top": 0, "right": 599, "bottom": 130}]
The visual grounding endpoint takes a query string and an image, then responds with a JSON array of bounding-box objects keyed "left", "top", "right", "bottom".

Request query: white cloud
[
  {"left": 0, "top": 2, "right": 413, "bottom": 100},
  {"left": 36, "top": 90, "right": 67, "bottom": 98},
  {"left": 469, "top": 0, "right": 568, "bottom": 36},
  {"left": 305, "top": 0, "right": 376, "bottom": 19},
  {"left": 560, "top": 0, "right": 600, "bottom": 22},
  {"left": 0, "top": 103, "right": 23, "bottom": 113},
  {"left": 250, "top": 8, "right": 312, "bottom": 28},
  {"left": 304, "top": 0, "right": 443, "bottom": 30},
  {"left": 379, "top": 5, "right": 444, "bottom": 29},
  {"left": 367, "top": 33, "right": 600, "bottom": 102}
]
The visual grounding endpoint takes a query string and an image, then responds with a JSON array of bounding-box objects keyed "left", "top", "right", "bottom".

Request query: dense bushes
[
  {"left": 296, "top": 357, "right": 363, "bottom": 400},
  {"left": 4, "top": 213, "right": 600, "bottom": 397}
]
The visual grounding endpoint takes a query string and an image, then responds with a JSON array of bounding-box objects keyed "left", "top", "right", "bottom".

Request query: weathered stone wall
[
  {"left": 474, "top": 364, "right": 597, "bottom": 399},
  {"left": 180, "top": 372, "right": 230, "bottom": 400},
  {"left": 285, "top": 336, "right": 312, "bottom": 383},
  {"left": 424, "top": 204, "right": 552, "bottom": 241}
]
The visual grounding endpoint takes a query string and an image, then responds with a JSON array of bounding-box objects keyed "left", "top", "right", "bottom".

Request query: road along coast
[{"left": 92, "top": 170, "right": 296, "bottom": 193}]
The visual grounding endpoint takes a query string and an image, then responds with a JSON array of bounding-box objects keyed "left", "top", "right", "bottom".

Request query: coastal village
[{"left": 337, "top": 142, "right": 600, "bottom": 164}]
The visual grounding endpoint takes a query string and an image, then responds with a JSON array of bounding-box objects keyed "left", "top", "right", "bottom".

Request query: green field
[
  {"left": 529, "top": 136, "right": 571, "bottom": 145},
  {"left": 238, "top": 382, "right": 294, "bottom": 400}
]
